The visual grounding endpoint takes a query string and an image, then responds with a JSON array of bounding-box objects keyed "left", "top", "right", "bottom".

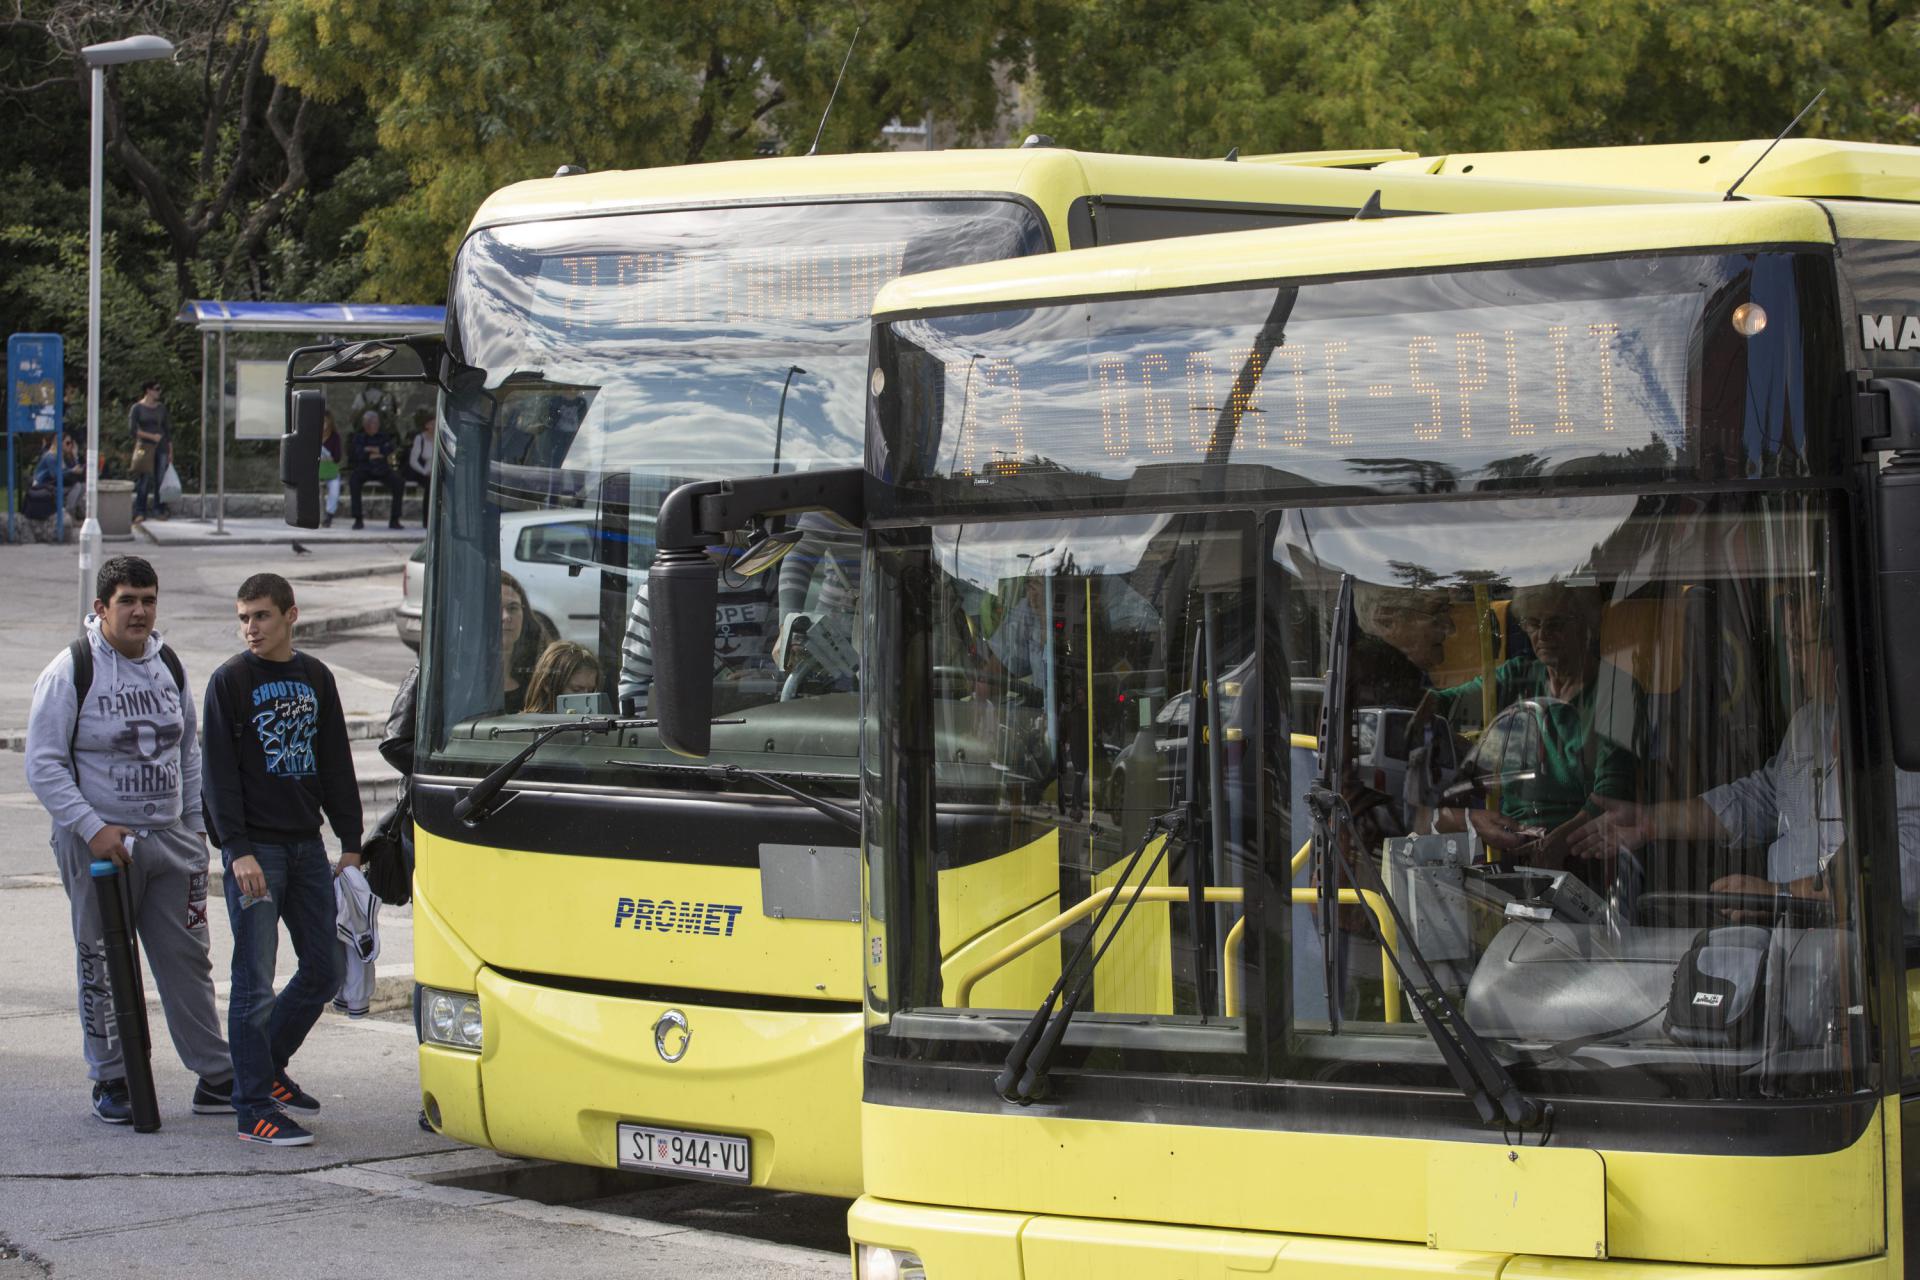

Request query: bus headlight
[
  {"left": 418, "top": 986, "right": 483, "bottom": 1051},
  {"left": 856, "top": 1245, "right": 925, "bottom": 1280}
]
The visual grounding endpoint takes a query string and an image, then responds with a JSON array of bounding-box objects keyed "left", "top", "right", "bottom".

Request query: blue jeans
[{"left": 222, "top": 839, "right": 339, "bottom": 1119}]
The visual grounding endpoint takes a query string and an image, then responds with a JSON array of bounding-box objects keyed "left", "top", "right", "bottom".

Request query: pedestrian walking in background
[
  {"left": 346, "top": 410, "right": 403, "bottom": 531},
  {"left": 404, "top": 409, "right": 434, "bottom": 528},
  {"left": 318, "top": 411, "right": 343, "bottom": 528},
  {"left": 128, "top": 381, "right": 171, "bottom": 523},
  {"left": 201, "top": 573, "right": 363, "bottom": 1146},
  {"left": 24, "top": 555, "right": 233, "bottom": 1125}
]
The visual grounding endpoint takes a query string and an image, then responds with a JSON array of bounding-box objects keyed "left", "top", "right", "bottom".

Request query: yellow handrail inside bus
[{"left": 952, "top": 882, "right": 1400, "bottom": 1022}]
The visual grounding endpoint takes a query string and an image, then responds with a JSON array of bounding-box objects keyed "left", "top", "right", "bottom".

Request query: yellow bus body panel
[
  {"left": 859, "top": 1099, "right": 1885, "bottom": 1266},
  {"left": 474, "top": 966, "right": 862, "bottom": 1193},
  {"left": 852, "top": 1193, "right": 1895, "bottom": 1280},
  {"left": 1376, "top": 138, "right": 1920, "bottom": 202},
  {"left": 418, "top": 1044, "right": 489, "bottom": 1149},
  {"left": 411, "top": 824, "right": 863, "bottom": 1192},
  {"left": 937, "top": 827, "right": 1063, "bottom": 1009},
  {"left": 468, "top": 148, "right": 1719, "bottom": 253},
  {"left": 873, "top": 201, "right": 1834, "bottom": 320},
  {"left": 419, "top": 831, "right": 858, "bottom": 1002}
]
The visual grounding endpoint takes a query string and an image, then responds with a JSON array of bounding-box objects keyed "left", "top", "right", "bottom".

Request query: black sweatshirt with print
[{"left": 200, "top": 651, "right": 363, "bottom": 857}]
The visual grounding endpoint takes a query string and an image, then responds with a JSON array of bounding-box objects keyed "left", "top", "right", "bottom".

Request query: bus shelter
[{"left": 177, "top": 301, "right": 443, "bottom": 532}]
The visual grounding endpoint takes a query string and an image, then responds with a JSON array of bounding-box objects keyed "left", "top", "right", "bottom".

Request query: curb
[
  {"left": 294, "top": 562, "right": 405, "bottom": 582},
  {"left": 303, "top": 605, "right": 397, "bottom": 638}
]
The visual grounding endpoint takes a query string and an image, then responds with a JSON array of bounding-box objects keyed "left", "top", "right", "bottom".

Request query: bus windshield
[
  {"left": 867, "top": 251, "right": 1885, "bottom": 1103},
  {"left": 420, "top": 198, "right": 1048, "bottom": 788}
]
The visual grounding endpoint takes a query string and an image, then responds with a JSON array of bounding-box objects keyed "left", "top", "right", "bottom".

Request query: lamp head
[{"left": 82, "top": 35, "right": 175, "bottom": 68}]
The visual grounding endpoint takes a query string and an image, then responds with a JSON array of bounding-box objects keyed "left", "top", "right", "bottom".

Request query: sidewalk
[{"left": 135, "top": 513, "right": 425, "bottom": 549}]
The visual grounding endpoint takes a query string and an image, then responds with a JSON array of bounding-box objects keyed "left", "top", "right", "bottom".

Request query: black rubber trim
[
  {"left": 862, "top": 1053, "right": 1880, "bottom": 1157},
  {"left": 412, "top": 777, "right": 856, "bottom": 868},
  {"left": 494, "top": 966, "right": 861, "bottom": 1016}
]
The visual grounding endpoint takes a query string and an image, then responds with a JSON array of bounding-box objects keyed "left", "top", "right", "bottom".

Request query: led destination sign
[
  {"left": 907, "top": 288, "right": 1699, "bottom": 482},
  {"left": 535, "top": 242, "right": 910, "bottom": 333}
]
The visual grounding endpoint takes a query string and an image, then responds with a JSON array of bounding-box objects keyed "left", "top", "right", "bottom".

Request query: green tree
[
  {"left": 1028, "top": 0, "right": 1920, "bottom": 158},
  {"left": 262, "top": 0, "right": 1043, "bottom": 299}
]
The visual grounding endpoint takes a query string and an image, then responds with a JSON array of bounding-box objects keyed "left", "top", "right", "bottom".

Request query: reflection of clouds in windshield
[
  {"left": 1277, "top": 497, "right": 1639, "bottom": 591},
  {"left": 934, "top": 513, "right": 1176, "bottom": 587}
]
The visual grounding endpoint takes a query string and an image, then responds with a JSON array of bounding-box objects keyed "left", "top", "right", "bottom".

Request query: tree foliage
[
  {"left": 1028, "top": 0, "right": 1920, "bottom": 157},
  {"left": 261, "top": 0, "right": 1041, "bottom": 298}
]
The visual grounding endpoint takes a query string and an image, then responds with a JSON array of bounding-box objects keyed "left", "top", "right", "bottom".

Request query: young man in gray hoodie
[{"left": 25, "top": 555, "right": 232, "bottom": 1124}]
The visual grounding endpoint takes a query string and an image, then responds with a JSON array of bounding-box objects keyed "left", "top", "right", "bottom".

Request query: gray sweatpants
[{"left": 52, "top": 823, "right": 230, "bottom": 1084}]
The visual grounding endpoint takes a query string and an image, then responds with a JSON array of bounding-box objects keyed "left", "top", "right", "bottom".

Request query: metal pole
[
  {"left": 215, "top": 330, "right": 226, "bottom": 534},
  {"left": 199, "top": 328, "right": 208, "bottom": 513},
  {"left": 77, "top": 64, "right": 104, "bottom": 635}
]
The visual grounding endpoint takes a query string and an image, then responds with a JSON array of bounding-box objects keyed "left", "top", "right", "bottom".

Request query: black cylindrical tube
[{"left": 89, "top": 859, "right": 160, "bottom": 1132}]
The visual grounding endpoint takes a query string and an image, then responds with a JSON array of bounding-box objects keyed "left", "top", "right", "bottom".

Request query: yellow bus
[
  {"left": 284, "top": 146, "right": 1733, "bottom": 1199},
  {"left": 644, "top": 182, "right": 1920, "bottom": 1274}
]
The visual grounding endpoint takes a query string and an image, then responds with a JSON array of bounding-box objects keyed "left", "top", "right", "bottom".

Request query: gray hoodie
[{"left": 26, "top": 616, "right": 204, "bottom": 843}]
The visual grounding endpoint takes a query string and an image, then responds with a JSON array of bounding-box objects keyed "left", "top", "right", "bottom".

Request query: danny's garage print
[
  {"left": 250, "top": 676, "right": 319, "bottom": 776},
  {"left": 96, "top": 677, "right": 185, "bottom": 818}
]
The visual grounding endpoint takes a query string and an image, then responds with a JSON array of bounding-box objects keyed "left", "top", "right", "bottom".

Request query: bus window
[
  {"left": 420, "top": 198, "right": 1047, "bottom": 785},
  {"left": 872, "top": 511, "right": 1258, "bottom": 1056},
  {"left": 1083, "top": 198, "right": 1338, "bottom": 247},
  {"left": 1277, "top": 492, "right": 1901, "bottom": 1098}
]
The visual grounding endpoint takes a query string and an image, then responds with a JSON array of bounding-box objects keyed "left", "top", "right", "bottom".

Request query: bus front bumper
[
  {"left": 849, "top": 1197, "right": 1896, "bottom": 1280},
  {"left": 423, "top": 966, "right": 864, "bottom": 1197}
]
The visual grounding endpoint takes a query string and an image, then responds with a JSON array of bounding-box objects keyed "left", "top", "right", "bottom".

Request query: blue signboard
[{"left": 8, "top": 333, "right": 64, "bottom": 436}]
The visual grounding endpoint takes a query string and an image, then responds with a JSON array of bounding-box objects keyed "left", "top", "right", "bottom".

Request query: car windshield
[{"left": 418, "top": 198, "right": 1049, "bottom": 787}]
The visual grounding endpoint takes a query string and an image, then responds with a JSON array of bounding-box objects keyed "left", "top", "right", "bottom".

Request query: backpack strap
[
  {"left": 66, "top": 638, "right": 92, "bottom": 759},
  {"left": 67, "top": 637, "right": 92, "bottom": 707},
  {"left": 157, "top": 643, "right": 185, "bottom": 695}
]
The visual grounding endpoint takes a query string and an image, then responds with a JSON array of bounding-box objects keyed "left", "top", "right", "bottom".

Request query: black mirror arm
[{"left": 655, "top": 467, "right": 866, "bottom": 551}]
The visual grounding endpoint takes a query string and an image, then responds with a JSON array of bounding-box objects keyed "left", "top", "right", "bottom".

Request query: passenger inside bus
[
  {"left": 1565, "top": 593, "right": 1920, "bottom": 913},
  {"left": 1419, "top": 580, "right": 1645, "bottom": 879},
  {"left": 500, "top": 570, "right": 551, "bottom": 715}
]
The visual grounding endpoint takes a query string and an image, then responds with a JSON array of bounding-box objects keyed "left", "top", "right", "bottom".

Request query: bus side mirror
[
  {"left": 648, "top": 546, "right": 719, "bottom": 758},
  {"left": 1868, "top": 377, "right": 1920, "bottom": 769},
  {"left": 281, "top": 388, "right": 323, "bottom": 530}
]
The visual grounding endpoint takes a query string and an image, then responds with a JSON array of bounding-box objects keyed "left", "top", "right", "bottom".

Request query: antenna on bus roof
[
  {"left": 1724, "top": 88, "right": 1825, "bottom": 201},
  {"left": 1224, "top": 147, "right": 1239, "bottom": 162},
  {"left": 806, "top": 21, "right": 865, "bottom": 158},
  {"left": 1353, "top": 190, "right": 1385, "bottom": 220}
]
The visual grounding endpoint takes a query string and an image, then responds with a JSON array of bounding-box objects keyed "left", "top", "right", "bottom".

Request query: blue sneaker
[
  {"left": 191, "top": 1075, "right": 234, "bottom": 1115},
  {"left": 91, "top": 1079, "right": 131, "bottom": 1125},
  {"left": 269, "top": 1073, "right": 319, "bottom": 1114},
  {"left": 238, "top": 1109, "right": 313, "bottom": 1147}
]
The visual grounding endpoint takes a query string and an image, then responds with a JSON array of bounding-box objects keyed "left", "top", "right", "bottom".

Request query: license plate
[{"left": 616, "top": 1123, "right": 751, "bottom": 1184}]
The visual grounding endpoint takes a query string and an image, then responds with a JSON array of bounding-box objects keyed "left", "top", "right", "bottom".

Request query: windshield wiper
[
  {"left": 605, "top": 758, "right": 860, "bottom": 835},
  {"left": 452, "top": 715, "right": 742, "bottom": 823},
  {"left": 1305, "top": 575, "right": 1545, "bottom": 1134},
  {"left": 996, "top": 809, "right": 1188, "bottom": 1105}
]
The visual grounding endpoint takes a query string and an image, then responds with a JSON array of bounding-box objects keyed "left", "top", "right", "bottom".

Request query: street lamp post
[{"left": 76, "top": 34, "right": 173, "bottom": 634}]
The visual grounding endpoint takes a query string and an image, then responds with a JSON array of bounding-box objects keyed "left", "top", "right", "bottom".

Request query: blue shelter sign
[{"left": 8, "top": 333, "right": 64, "bottom": 435}]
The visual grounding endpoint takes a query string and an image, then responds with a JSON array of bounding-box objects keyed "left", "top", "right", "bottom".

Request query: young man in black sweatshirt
[{"left": 202, "top": 573, "right": 362, "bottom": 1146}]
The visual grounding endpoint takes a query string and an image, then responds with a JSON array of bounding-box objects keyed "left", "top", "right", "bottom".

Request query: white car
[
  {"left": 396, "top": 541, "right": 426, "bottom": 649},
  {"left": 395, "top": 509, "right": 608, "bottom": 653}
]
